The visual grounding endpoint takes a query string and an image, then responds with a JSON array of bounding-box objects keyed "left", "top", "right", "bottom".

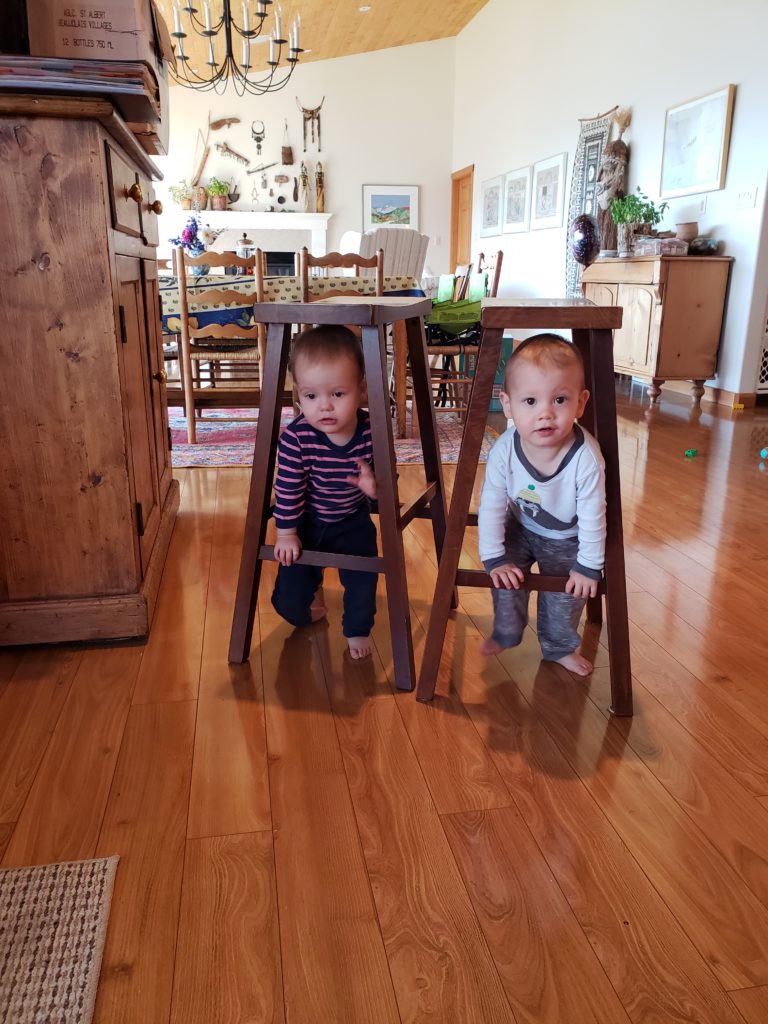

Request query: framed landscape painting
[
  {"left": 531, "top": 153, "right": 567, "bottom": 230},
  {"left": 660, "top": 85, "right": 735, "bottom": 198},
  {"left": 502, "top": 166, "right": 531, "bottom": 233},
  {"left": 480, "top": 175, "right": 503, "bottom": 237},
  {"left": 362, "top": 185, "right": 419, "bottom": 231}
]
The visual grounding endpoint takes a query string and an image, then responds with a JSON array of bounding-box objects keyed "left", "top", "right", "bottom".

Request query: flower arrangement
[
  {"left": 169, "top": 216, "right": 206, "bottom": 256},
  {"left": 610, "top": 187, "right": 669, "bottom": 226}
]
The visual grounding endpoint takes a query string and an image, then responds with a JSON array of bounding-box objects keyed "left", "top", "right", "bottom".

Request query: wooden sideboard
[
  {"left": 0, "top": 93, "right": 179, "bottom": 645},
  {"left": 581, "top": 255, "right": 732, "bottom": 402}
]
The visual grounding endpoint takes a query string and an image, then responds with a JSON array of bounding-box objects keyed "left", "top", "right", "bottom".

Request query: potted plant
[
  {"left": 206, "top": 176, "right": 230, "bottom": 211},
  {"left": 610, "top": 188, "right": 669, "bottom": 256},
  {"left": 169, "top": 179, "right": 192, "bottom": 209}
]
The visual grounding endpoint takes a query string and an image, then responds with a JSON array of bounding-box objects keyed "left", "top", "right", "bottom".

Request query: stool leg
[
  {"left": 361, "top": 323, "right": 415, "bottom": 690},
  {"left": 575, "top": 327, "right": 633, "bottom": 716},
  {"left": 417, "top": 327, "right": 505, "bottom": 701},
  {"left": 229, "top": 321, "right": 292, "bottom": 663},
  {"left": 405, "top": 315, "right": 449, "bottom": 566}
]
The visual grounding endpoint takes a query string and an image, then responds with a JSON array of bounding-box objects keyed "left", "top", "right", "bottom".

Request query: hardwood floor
[{"left": 2, "top": 379, "right": 768, "bottom": 1022}]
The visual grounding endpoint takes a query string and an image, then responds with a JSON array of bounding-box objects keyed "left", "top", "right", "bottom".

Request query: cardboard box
[{"left": 26, "top": 0, "right": 173, "bottom": 67}]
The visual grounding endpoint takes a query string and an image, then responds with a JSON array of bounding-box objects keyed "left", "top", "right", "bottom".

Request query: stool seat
[
  {"left": 229, "top": 296, "right": 448, "bottom": 692},
  {"left": 416, "top": 297, "right": 633, "bottom": 716}
]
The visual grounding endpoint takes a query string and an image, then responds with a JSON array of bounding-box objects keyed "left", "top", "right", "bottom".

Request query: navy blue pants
[{"left": 271, "top": 506, "right": 378, "bottom": 638}]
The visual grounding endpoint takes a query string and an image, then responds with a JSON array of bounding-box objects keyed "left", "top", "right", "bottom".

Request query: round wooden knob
[
  {"left": 153, "top": 369, "right": 167, "bottom": 382},
  {"left": 127, "top": 182, "right": 143, "bottom": 203},
  {"left": 150, "top": 199, "right": 163, "bottom": 215}
]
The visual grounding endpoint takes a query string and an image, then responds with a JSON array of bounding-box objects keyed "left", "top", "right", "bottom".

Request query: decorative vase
[
  {"left": 180, "top": 198, "right": 192, "bottom": 210},
  {"left": 191, "top": 186, "right": 208, "bottom": 211},
  {"left": 676, "top": 221, "right": 699, "bottom": 242},
  {"left": 189, "top": 263, "right": 209, "bottom": 277},
  {"left": 617, "top": 222, "right": 635, "bottom": 257},
  {"left": 210, "top": 195, "right": 228, "bottom": 211}
]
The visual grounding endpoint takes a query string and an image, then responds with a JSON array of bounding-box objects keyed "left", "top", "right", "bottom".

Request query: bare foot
[
  {"left": 347, "top": 636, "right": 372, "bottom": 659},
  {"left": 555, "top": 651, "right": 593, "bottom": 676},
  {"left": 481, "top": 637, "right": 503, "bottom": 656},
  {"left": 310, "top": 587, "right": 327, "bottom": 622}
]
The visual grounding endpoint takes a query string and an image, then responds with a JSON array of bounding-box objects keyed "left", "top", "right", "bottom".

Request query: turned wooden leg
[
  {"left": 647, "top": 378, "right": 664, "bottom": 403},
  {"left": 690, "top": 379, "right": 706, "bottom": 404}
]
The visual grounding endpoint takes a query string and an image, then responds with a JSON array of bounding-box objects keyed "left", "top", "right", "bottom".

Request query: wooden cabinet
[
  {"left": 582, "top": 256, "right": 732, "bottom": 402},
  {"left": 0, "top": 95, "right": 178, "bottom": 645}
]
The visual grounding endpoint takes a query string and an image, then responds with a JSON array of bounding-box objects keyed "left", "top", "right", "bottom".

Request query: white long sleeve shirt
[{"left": 478, "top": 425, "right": 606, "bottom": 578}]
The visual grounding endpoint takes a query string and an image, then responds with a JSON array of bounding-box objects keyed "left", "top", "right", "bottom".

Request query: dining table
[{"left": 159, "top": 272, "right": 423, "bottom": 437}]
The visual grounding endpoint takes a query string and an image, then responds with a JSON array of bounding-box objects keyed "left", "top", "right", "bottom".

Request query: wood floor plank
[
  {"left": 94, "top": 700, "right": 196, "bottom": 1024},
  {"left": 316, "top": 620, "right": 515, "bottom": 1024},
  {"left": 449, "top": 631, "right": 745, "bottom": 1023},
  {"left": 0, "top": 648, "right": 81, "bottom": 824},
  {"left": 259, "top": 611, "right": 401, "bottom": 1023},
  {"left": 170, "top": 833, "right": 284, "bottom": 1024},
  {"left": 132, "top": 468, "right": 218, "bottom": 705},
  {"left": 480, "top": 626, "right": 768, "bottom": 991},
  {"left": 188, "top": 469, "right": 271, "bottom": 838},
  {"left": 443, "top": 807, "right": 631, "bottom": 1024},
  {"left": 730, "top": 985, "right": 768, "bottom": 1021},
  {"left": 2, "top": 646, "right": 141, "bottom": 867}
]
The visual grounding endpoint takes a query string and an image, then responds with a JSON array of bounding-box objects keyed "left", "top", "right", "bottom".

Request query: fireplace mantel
[{"left": 159, "top": 209, "right": 333, "bottom": 257}]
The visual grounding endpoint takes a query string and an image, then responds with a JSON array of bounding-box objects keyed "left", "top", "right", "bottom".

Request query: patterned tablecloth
[{"left": 159, "top": 274, "right": 422, "bottom": 333}]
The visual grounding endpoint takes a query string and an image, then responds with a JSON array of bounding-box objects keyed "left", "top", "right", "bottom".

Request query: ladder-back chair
[
  {"left": 176, "top": 247, "right": 267, "bottom": 444},
  {"left": 299, "top": 246, "right": 384, "bottom": 304}
]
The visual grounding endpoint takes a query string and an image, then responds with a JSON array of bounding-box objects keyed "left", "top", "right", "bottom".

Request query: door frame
[{"left": 450, "top": 164, "right": 474, "bottom": 271}]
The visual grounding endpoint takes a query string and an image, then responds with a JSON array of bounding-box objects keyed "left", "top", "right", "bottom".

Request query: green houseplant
[
  {"left": 206, "top": 176, "right": 231, "bottom": 210},
  {"left": 610, "top": 187, "right": 669, "bottom": 255},
  {"left": 169, "top": 179, "right": 192, "bottom": 209}
]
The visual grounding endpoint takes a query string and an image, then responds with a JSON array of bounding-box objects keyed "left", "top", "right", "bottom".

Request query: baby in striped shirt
[{"left": 271, "top": 325, "right": 379, "bottom": 658}]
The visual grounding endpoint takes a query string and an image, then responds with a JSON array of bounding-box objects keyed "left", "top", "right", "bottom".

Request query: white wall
[
  {"left": 155, "top": 38, "right": 455, "bottom": 275},
  {"left": 453, "top": 0, "right": 768, "bottom": 395}
]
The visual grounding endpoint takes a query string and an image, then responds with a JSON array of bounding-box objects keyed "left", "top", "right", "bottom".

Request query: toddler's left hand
[
  {"left": 347, "top": 458, "right": 377, "bottom": 500},
  {"left": 565, "top": 569, "right": 599, "bottom": 599}
]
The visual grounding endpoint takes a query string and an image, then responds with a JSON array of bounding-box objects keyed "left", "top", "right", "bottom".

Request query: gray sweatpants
[{"left": 489, "top": 520, "right": 584, "bottom": 661}]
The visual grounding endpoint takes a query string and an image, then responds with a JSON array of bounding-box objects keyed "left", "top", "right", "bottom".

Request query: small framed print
[
  {"left": 660, "top": 85, "right": 735, "bottom": 198},
  {"left": 530, "top": 152, "right": 567, "bottom": 230},
  {"left": 362, "top": 184, "right": 419, "bottom": 231},
  {"left": 479, "top": 175, "right": 503, "bottom": 237},
  {"left": 502, "top": 166, "right": 531, "bottom": 233}
]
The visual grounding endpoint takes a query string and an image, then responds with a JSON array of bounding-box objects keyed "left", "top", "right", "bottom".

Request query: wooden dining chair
[
  {"left": 175, "top": 247, "right": 267, "bottom": 444},
  {"left": 426, "top": 250, "right": 504, "bottom": 416},
  {"left": 299, "top": 246, "right": 384, "bottom": 306}
]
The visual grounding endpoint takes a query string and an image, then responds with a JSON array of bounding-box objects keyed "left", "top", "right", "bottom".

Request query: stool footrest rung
[
  {"left": 399, "top": 482, "right": 438, "bottom": 528},
  {"left": 259, "top": 544, "right": 384, "bottom": 573},
  {"left": 455, "top": 568, "right": 605, "bottom": 594}
]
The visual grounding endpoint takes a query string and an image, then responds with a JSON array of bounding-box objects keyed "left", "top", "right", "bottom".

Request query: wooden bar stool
[
  {"left": 229, "top": 296, "right": 449, "bottom": 692},
  {"left": 416, "top": 298, "right": 633, "bottom": 716}
]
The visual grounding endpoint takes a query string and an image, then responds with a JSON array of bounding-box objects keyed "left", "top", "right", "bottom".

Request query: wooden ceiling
[{"left": 155, "top": 0, "right": 490, "bottom": 73}]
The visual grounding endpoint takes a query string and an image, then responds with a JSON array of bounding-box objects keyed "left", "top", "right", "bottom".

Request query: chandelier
[{"left": 169, "top": 0, "right": 304, "bottom": 96}]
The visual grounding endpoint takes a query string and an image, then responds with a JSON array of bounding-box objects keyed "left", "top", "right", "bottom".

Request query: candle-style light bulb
[
  {"left": 274, "top": 3, "right": 282, "bottom": 40},
  {"left": 208, "top": 37, "right": 216, "bottom": 66},
  {"left": 203, "top": 0, "right": 212, "bottom": 31},
  {"left": 269, "top": 34, "right": 276, "bottom": 62},
  {"left": 172, "top": 0, "right": 182, "bottom": 35},
  {"left": 293, "top": 11, "right": 300, "bottom": 48},
  {"left": 242, "top": 2, "right": 250, "bottom": 32}
]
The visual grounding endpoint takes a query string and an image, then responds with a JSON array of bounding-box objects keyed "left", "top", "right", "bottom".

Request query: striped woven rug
[{"left": 0, "top": 856, "right": 118, "bottom": 1024}]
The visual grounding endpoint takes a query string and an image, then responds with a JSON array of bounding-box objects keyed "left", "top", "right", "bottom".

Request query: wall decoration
[
  {"left": 660, "top": 85, "right": 735, "bottom": 198},
  {"left": 297, "top": 96, "right": 325, "bottom": 151},
  {"left": 251, "top": 120, "right": 266, "bottom": 155},
  {"left": 362, "top": 185, "right": 419, "bottom": 230},
  {"left": 502, "top": 166, "right": 531, "bottom": 233},
  {"left": 531, "top": 153, "right": 567, "bottom": 230},
  {"left": 595, "top": 109, "right": 632, "bottom": 256},
  {"left": 214, "top": 141, "right": 250, "bottom": 165},
  {"left": 480, "top": 175, "right": 503, "bottom": 237},
  {"left": 564, "top": 106, "right": 617, "bottom": 295},
  {"left": 315, "top": 162, "right": 325, "bottom": 213},
  {"left": 299, "top": 161, "right": 310, "bottom": 212}
]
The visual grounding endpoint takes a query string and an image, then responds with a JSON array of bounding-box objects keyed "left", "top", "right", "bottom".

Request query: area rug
[
  {"left": 0, "top": 855, "right": 118, "bottom": 1024},
  {"left": 169, "top": 407, "right": 499, "bottom": 468}
]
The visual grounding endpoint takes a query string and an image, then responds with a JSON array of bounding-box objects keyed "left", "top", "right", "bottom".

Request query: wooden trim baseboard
[{"left": 661, "top": 379, "right": 757, "bottom": 408}]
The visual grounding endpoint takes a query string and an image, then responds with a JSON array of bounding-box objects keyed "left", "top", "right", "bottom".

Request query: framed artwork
[
  {"left": 480, "top": 175, "right": 503, "bottom": 237},
  {"left": 531, "top": 153, "right": 567, "bottom": 230},
  {"left": 502, "top": 166, "right": 531, "bottom": 233},
  {"left": 660, "top": 85, "right": 735, "bottom": 198},
  {"left": 362, "top": 185, "right": 419, "bottom": 231},
  {"left": 564, "top": 107, "right": 615, "bottom": 295}
]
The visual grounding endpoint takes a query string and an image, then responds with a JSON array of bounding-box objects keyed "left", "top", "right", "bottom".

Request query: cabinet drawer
[
  {"left": 582, "top": 259, "right": 659, "bottom": 286},
  {"left": 139, "top": 175, "right": 162, "bottom": 246},
  {"left": 106, "top": 144, "right": 142, "bottom": 238}
]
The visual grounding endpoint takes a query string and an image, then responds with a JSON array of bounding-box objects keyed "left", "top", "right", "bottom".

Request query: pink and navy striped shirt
[{"left": 274, "top": 410, "right": 374, "bottom": 528}]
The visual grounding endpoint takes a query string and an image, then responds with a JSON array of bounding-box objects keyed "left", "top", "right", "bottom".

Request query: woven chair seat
[{"left": 189, "top": 343, "right": 260, "bottom": 361}]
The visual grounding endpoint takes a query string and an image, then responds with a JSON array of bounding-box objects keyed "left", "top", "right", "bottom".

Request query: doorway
[{"left": 450, "top": 164, "right": 473, "bottom": 270}]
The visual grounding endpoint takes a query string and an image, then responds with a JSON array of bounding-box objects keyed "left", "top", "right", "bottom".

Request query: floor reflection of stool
[
  {"left": 417, "top": 298, "right": 633, "bottom": 716},
  {"left": 229, "top": 296, "right": 449, "bottom": 692}
]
